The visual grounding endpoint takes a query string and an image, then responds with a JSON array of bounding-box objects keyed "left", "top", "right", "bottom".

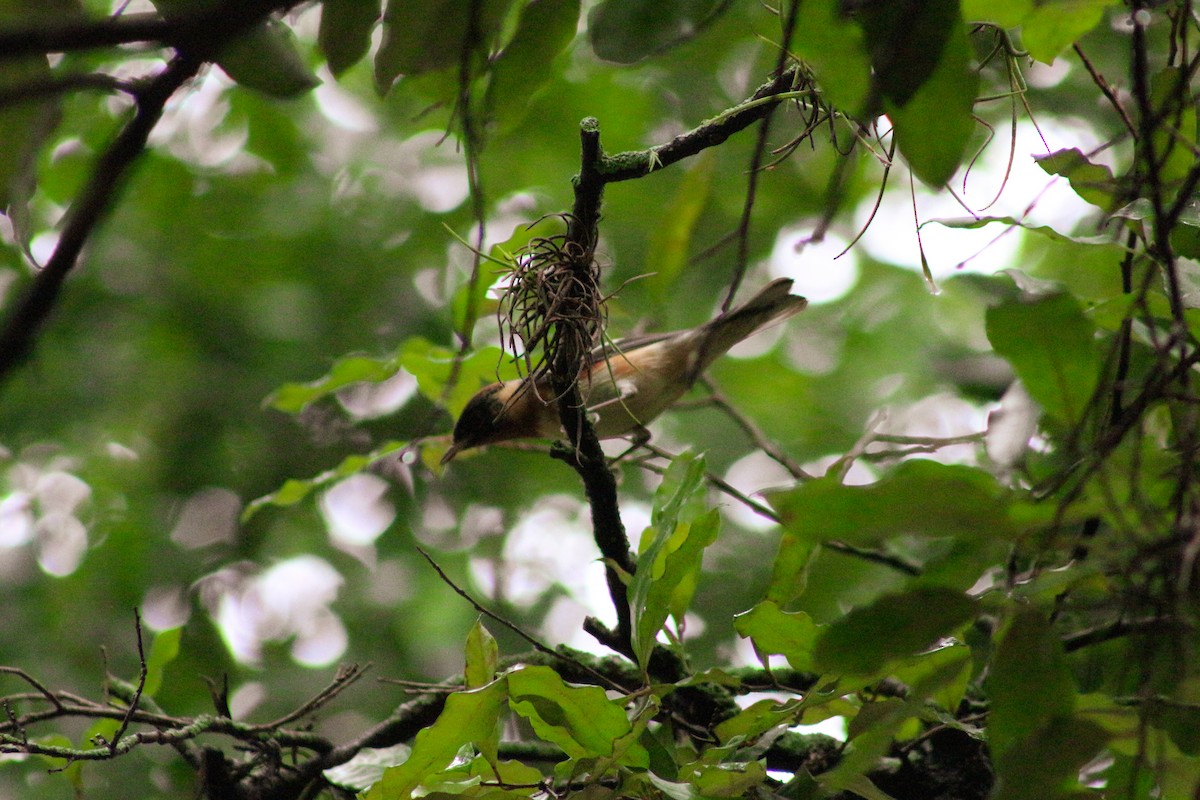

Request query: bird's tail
[{"left": 692, "top": 278, "right": 807, "bottom": 376}]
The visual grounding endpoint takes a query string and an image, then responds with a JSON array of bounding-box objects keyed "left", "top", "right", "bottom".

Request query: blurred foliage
[{"left": 1, "top": 1, "right": 1199, "bottom": 799}]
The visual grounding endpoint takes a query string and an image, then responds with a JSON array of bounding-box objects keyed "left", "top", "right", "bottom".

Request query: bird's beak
[{"left": 440, "top": 443, "right": 462, "bottom": 465}]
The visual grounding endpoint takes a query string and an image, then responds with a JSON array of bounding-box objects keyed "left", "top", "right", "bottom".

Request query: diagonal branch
[
  {"left": 0, "top": 0, "right": 299, "bottom": 61},
  {"left": 0, "top": 54, "right": 200, "bottom": 383}
]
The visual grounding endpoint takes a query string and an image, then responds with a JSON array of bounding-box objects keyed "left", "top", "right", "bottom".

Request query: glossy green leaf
[
  {"left": 986, "top": 291, "right": 1101, "bottom": 424},
  {"left": 368, "top": 680, "right": 507, "bottom": 800},
  {"left": 324, "top": 744, "right": 412, "bottom": 792},
  {"left": 792, "top": 0, "right": 872, "bottom": 116},
  {"left": 712, "top": 698, "right": 795, "bottom": 744},
  {"left": 1034, "top": 148, "right": 1121, "bottom": 210},
  {"left": 217, "top": 19, "right": 321, "bottom": 97},
  {"left": 464, "top": 619, "right": 499, "bottom": 689},
  {"left": 487, "top": 0, "right": 581, "bottom": 133},
  {"left": 319, "top": 0, "right": 381, "bottom": 76},
  {"left": 508, "top": 665, "right": 647, "bottom": 765},
  {"left": 769, "top": 460, "right": 1018, "bottom": 546},
  {"left": 143, "top": 627, "right": 182, "bottom": 697},
  {"left": 884, "top": 8, "right": 978, "bottom": 186},
  {"left": 1171, "top": 198, "right": 1200, "bottom": 260},
  {"left": 733, "top": 601, "right": 820, "bottom": 672},
  {"left": 987, "top": 607, "right": 1076, "bottom": 759},
  {"left": 630, "top": 451, "right": 717, "bottom": 668},
  {"left": 588, "top": 0, "right": 726, "bottom": 64},
  {"left": 1020, "top": 0, "right": 1115, "bottom": 64},
  {"left": 813, "top": 587, "right": 976, "bottom": 677},
  {"left": 992, "top": 715, "right": 1109, "bottom": 800},
  {"left": 267, "top": 354, "right": 400, "bottom": 414}
]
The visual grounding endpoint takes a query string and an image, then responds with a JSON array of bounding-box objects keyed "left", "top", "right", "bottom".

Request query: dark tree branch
[
  {"left": 546, "top": 119, "right": 638, "bottom": 660},
  {"left": 585, "top": 67, "right": 804, "bottom": 184},
  {"left": 0, "top": 54, "right": 200, "bottom": 384},
  {"left": 0, "top": 1, "right": 300, "bottom": 61},
  {"left": 0, "top": 72, "right": 134, "bottom": 107}
]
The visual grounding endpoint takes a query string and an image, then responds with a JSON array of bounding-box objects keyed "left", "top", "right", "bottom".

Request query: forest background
[{"left": 1, "top": 1, "right": 1199, "bottom": 799}]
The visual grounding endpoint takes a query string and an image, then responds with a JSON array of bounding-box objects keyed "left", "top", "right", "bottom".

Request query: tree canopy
[{"left": 1, "top": 1, "right": 1199, "bottom": 799}]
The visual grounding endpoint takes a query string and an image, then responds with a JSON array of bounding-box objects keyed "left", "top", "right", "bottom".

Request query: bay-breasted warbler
[{"left": 442, "top": 278, "right": 807, "bottom": 462}]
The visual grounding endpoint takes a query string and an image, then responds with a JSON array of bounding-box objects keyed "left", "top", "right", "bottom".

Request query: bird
[{"left": 441, "top": 278, "right": 807, "bottom": 463}]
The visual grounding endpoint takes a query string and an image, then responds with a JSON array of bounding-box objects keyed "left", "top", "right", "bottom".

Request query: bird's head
[{"left": 442, "top": 383, "right": 542, "bottom": 464}]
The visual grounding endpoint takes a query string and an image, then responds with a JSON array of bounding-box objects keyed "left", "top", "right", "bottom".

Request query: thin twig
[
  {"left": 255, "top": 664, "right": 371, "bottom": 731},
  {"left": 724, "top": 0, "right": 800, "bottom": 312},
  {"left": 108, "top": 609, "right": 148, "bottom": 755},
  {"left": 698, "top": 377, "right": 813, "bottom": 480},
  {"left": 414, "top": 546, "right": 624, "bottom": 691}
]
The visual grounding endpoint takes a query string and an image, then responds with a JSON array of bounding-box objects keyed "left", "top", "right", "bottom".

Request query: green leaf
[
  {"left": 712, "top": 698, "right": 795, "bottom": 744},
  {"left": 0, "top": 58, "right": 60, "bottom": 225},
  {"left": 765, "top": 529, "right": 815, "bottom": 605},
  {"left": 464, "top": 619, "right": 499, "bottom": 689},
  {"left": 891, "top": 644, "right": 973, "bottom": 714},
  {"left": 1020, "top": 0, "right": 1115, "bottom": 64},
  {"left": 630, "top": 452, "right": 719, "bottom": 668},
  {"left": 1034, "top": 148, "right": 1121, "bottom": 210},
  {"left": 143, "top": 627, "right": 181, "bottom": 698},
  {"left": 319, "top": 0, "right": 381, "bottom": 76},
  {"left": 688, "top": 761, "right": 768, "bottom": 798},
  {"left": 992, "top": 715, "right": 1109, "bottom": 800},
  {"left": 930, "top": 214, "right": 1124, "bottom": 248},
  {"left": 646, "top": 151, "right": 715, "bottom": 300},
  {"left": 792, "top": 0, "right": 872, "bottom": 116},
  {"left": 508, "top": 665, "right": 648, "bottom": 765},
  {"left": 1171, "top": 198, "right": 1200, "bottom": 260},
  {"left": 769, "top": 460, "right": 1019, "bottom": 547},
  {"left": 987, "top": 606, "right": 1076, "bottom": 759},
  {"left": 733, "top": 601, "right": 821, "bottom": 673},
  {"left": 884, "top": 9, "right": 979, "bottom": 186},
  {"left": 986, "top": 291, "right": 1101, "bottom": 424},
  {"left": 267, "top": 353, "right": 400, "bottom": 414},
  {"left": 0, "top": 0, "right": 73, "bottom": 218},
  {"left": 859, "top": 0, "right": 957, "bottom": 108},
  {"left": 961, "top": 0, "right": 1032, "bottom": 27},
  {"left": 214, "top": 18, "right": 321, "bottom": 97},
  {"left": 400, "top": 338, "right": 515, "bottom": 418},
  {"left": 817, "top": 771, "right": 898, "bottom": 800},
  {"left": 368, "top": 680, "right": 507, "bottom": 800},
  {"left": 813, "top": 587, "right": 976, "bottom": 677},
  {"left": 1149, "top": 697, "right": 1200, "bottom": 756},
  {"left": 324, "top": 743, "right": 412, "bottom": 792},
  {"left": 374, "top": 0, "right": 509, "bottom": 91},
  {"left": 487, "top": 0, "right": 581, "bottom": 133},
  {"left": 242, "top": 440, "right": 408, "bottom": 520},
  {"left": 587, "top": 0, "right": 726, "bottom": 64}
]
